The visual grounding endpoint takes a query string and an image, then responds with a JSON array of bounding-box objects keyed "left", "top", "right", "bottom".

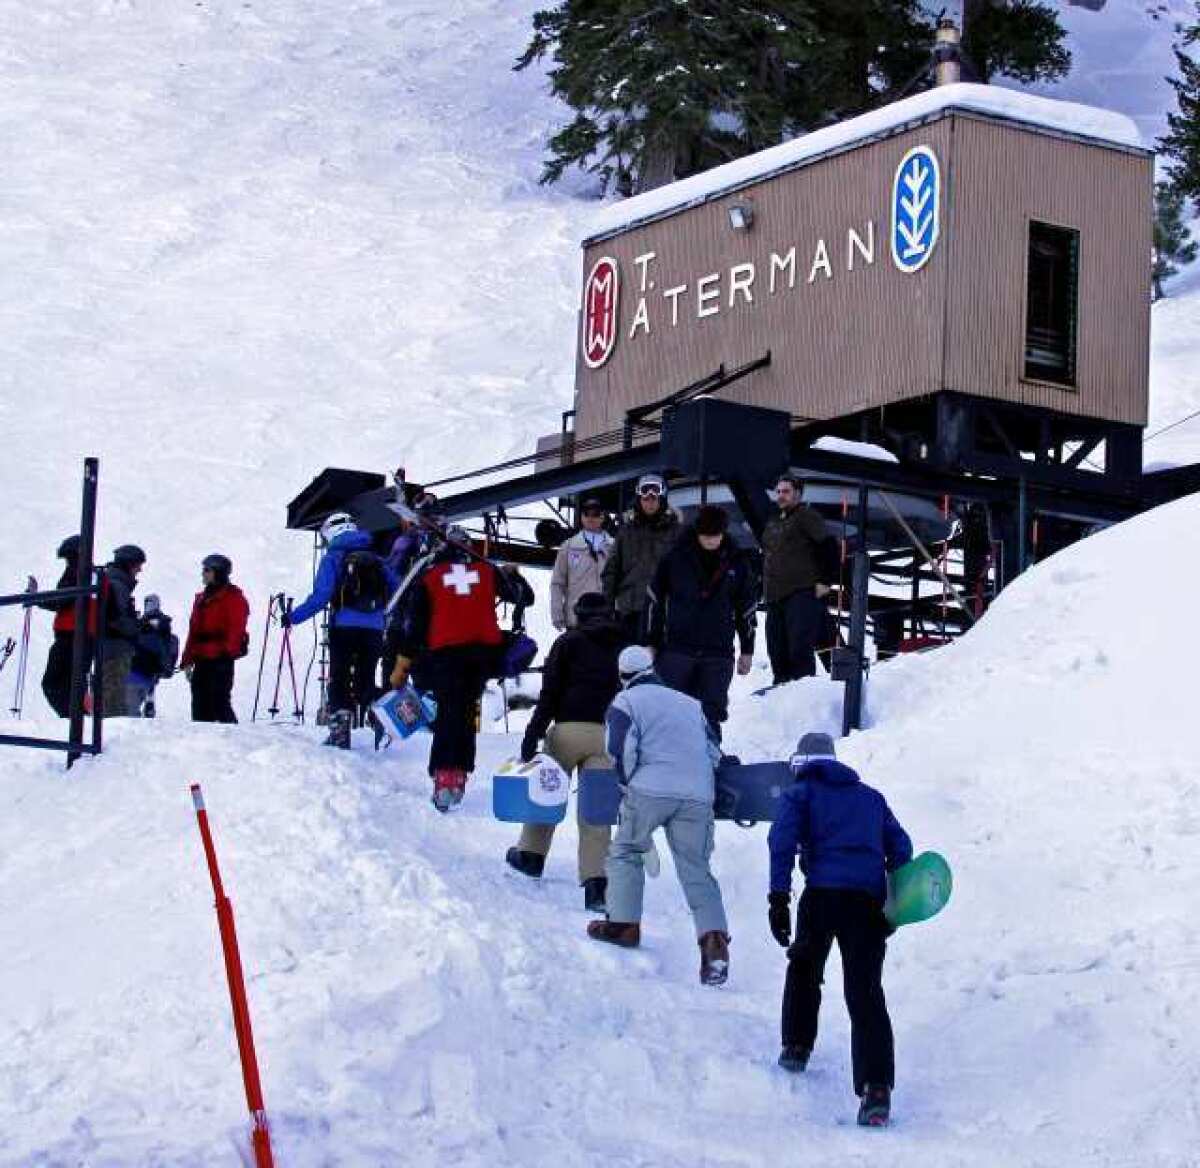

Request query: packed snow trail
[{"left": 3, "top": 494, "right": 1199, "bottom": 1166}]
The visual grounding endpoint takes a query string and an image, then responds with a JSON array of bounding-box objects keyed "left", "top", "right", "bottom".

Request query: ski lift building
[{"left": 572, "top": 83, "right": 1152, "bottom": 488}]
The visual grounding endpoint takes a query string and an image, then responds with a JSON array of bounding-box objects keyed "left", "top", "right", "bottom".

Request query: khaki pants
[{"left": 517, "top": 721, "right": 612, "bottom": 882}]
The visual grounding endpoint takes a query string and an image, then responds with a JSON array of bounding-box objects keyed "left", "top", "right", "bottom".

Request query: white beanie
[{"left": 618, "top": 644, "right": 655, "bottom": 684}]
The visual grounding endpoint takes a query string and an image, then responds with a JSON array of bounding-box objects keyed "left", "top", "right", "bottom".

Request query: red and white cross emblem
[
  {"left": 443, "top": 563, "right": 480, "bottom": 596},
  {"left": 582, "top": 256, "right": 619, "bottom": 369}
]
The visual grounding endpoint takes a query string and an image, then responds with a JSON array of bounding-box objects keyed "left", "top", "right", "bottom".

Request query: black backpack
[{"left": 336, "top": 550, "right": 388, "bottom": 613}]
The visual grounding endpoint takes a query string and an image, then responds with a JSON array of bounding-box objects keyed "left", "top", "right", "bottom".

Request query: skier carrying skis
[
  {"left": 505, "top": 591, "right": 623, "bottom": 912},
  {"left": 383, "top": 527, "right": 530, "bottom": 812},
  {"left": 602, "top": 473, "right": 679, "bottom": 644},
  {"left": 767, "top": 732, "right": 912, "bottom": 1127},
  {"left": 39, "top": 534, "right": 94, "bottom": 717},
  {"left": 181, "top": 555, "right": 249, "bottom": 723},
  {"left": 283, "top": 512, "right": 395, "bottom": 747},
  {"left": 99, "top": 544, "right": 146, "bottom": 717},
  {"left": 645, "top": 504, "right": 758, "bottom": 739},
  {"left": 128, "top": 594, "right": 179, "bottom": 717},
  {"left": 588, "top": 644, "right": 731, "bottom": 987}
]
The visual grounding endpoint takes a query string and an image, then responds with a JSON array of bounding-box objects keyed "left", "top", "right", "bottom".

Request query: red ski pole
[{"left": 190, "top": 785, "right": 276, "bottom": 1168}]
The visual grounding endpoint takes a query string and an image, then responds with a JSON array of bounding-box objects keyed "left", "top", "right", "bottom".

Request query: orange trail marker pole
[{"left": 191, "top": 784, "right": 276, "bottom": 1168}]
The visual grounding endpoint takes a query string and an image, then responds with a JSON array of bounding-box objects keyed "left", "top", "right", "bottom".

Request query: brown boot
[
  {"left": 698, "top": 931, "right": 730, "bottom": 985},
  {"left": 586, "top": 920, "right": 641, "bottom": 948}
]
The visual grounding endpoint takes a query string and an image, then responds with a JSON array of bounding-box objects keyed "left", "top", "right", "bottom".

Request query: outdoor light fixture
[{"left": 727, "top": 202, "right": 754, "bottom": 230}]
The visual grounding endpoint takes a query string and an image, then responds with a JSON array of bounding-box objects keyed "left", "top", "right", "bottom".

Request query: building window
[{"left": 1024, "top": 221, "right": 1079, "bottom": 386}]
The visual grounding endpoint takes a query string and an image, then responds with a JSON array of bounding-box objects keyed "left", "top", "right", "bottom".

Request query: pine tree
[
  {"left": 518, "top": 1, "right": 1071, "bottom": 196},
  {"left": 1153, "top": 180, "right": 1197, "bottom": 300},
  {"left": 960, "top": 1, "right": 1071, "bottom": 84},
  {"left": 1160, "top": 8, "right": 1200, "bottom": 209}
]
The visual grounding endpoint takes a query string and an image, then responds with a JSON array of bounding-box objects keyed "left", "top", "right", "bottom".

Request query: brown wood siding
[
  {"left": 573, "top": 120, "right": 956, "bottom": 445},
  {"left": 943, "top": 116, "right": 1151, "bottom": 426}
]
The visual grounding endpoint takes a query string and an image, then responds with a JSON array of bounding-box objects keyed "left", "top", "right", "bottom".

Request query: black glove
[
  {"left": 519, "top": 731, "right": 539, "bottom": 764},
  {"left": 768, "top": 892, "right": 792, "bottom": 948},
  {"left": 279, "top": 611, "right": 293, "bottom": 629}
]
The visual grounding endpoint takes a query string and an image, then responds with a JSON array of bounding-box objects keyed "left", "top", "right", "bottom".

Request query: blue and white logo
[{"left": 891, "top": 146, "right": 941, "bottom": 274}]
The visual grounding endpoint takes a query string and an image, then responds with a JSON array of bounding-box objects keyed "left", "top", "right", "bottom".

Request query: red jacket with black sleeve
[{"left": 182, "top": 584, "right": 250, "bottom": 666}]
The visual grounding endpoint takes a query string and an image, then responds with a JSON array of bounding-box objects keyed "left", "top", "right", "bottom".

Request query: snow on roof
[
  {"left": 586, "top": 83, "right": 1145, "bottom": 243},
  {"left": 811, "top": 436, "right": 900, "bottom": 464}
]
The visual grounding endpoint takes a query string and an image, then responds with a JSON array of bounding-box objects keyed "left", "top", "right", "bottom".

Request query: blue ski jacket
[
  {"left": 289, "top": 531, "right": 397, "bottom": 631},
  {"left": 768, "top": 759, "right": 912, "bottom": 900}
]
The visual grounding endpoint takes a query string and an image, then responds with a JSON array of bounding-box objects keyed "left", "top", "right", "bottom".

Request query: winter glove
[
  {"left": 389, "top": 656, "right": 411, "bottom": 690},
  {"left": 768, "top": 892, "right": 792, "bottom": 948},
  {"left": 736, "top": 653, "right": 753, "bottom": 676},
  {"left": 279, "top": 611, "right": 293, "bottom": 629},
  {"left": 519, "top": 730, "right": 539, "bottom": 764}
]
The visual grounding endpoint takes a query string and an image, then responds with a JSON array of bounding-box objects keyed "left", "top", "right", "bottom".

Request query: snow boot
[
  {"left": 778, "top": 1046, "right": 810, "bottom": 1073},
  {"left": 582, "top": 876, "right": 607, "bottom": 913},
  {"left": 698, "top": 931, "right": 730, "bottom": 986},
  {"left": 856, "top": 1084, "right": 891, "bottom": 1128},
  {"left": 324, "top": 709, "right": 352, "bottom": 749},
  {"left": 586, "top": 920, "right": 641, "bottom": 948},
  {"left": 431, "top": 768, "right": 467, "bottom": 813},
  {"left": 505, "top": 848, "right": 545, "bottom": 878},
  {"left": 368, "top": 708, "right": 388, "bottom": 751},
  {"left": 142, "top": 698, "right": 156, "bottom": 719}
]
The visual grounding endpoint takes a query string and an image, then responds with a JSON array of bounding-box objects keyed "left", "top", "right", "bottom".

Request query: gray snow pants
[{"left": 606, "top": 789, "right": 728, "bottom": 938}]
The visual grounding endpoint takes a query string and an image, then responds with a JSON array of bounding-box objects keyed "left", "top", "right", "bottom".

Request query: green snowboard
[{"left": 884, "top": 851, "right": 953, "bottom": 928}]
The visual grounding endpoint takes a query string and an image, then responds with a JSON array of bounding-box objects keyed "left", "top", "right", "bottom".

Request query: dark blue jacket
[
  {"left": 768, "top": 759, "right": 912, "bottom": 900},
  {"left": 290, "top": 531, "right": 397, "bottom": 631}
]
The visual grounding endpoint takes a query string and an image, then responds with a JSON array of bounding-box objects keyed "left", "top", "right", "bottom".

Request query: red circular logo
[{"left": 582, "top": 256, "right": 619, "bottom": 369}]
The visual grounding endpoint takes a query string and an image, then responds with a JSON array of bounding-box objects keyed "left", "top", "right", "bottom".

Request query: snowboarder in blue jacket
[
  {"left": 283, "top": 512, "right": 396, "bottom": 746},
  {"left": 767, "top": 731, "right": 912, "bottom": 1128}
]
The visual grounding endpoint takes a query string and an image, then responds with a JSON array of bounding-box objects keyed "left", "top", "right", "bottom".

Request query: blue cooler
[
  {"left": 713, "top": 761, "right": 795, "bottom": 823},
  {"left": 492, "top": 756, "right": 569, "bottom": 825},
  {"left": 578, "top": 768, "right": 622, "bottom": 826},
  {"left": 371, "top": 684, "right": 437, "bottom": 742}
]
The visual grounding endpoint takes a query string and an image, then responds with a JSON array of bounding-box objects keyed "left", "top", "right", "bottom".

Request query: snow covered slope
[{"left": 2, "top": 492, "right": 1198, "bottom": 1166}]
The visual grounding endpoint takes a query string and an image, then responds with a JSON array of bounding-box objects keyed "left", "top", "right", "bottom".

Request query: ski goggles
[{"left": 636, "top": 481, "right": 665, "bottom": 498}]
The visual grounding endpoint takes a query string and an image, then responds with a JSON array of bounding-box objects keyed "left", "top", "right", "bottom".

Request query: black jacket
[
  {"left": 523, "top": 617, "right": 624, "bottom": 749},
  {"left": 646, "top": 530, "right": 758, "bottom": 656},
  {"left": 101, "top": 564, "right": 140, "bottom": 645}
]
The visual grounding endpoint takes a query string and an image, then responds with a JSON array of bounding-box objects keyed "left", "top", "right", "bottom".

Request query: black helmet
[
  {"left": 202, "top": 553, "right": 232, "bottom": 577},
  {"left": 113, "top": 544, "right": 146, "bottom": 567},
  {"left": 57, "top": 534, "right": 81, "bottom": 560},
  {"left": 573, "top": 591, "right": 612, "bottom": 623}
]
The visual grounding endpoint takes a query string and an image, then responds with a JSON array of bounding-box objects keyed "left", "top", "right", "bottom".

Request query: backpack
[{"left": 335, "top": 550, "right": 388, "bottom": 614}]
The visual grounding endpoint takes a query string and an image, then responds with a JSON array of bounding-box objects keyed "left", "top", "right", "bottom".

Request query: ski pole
[
  {"left": 189, "top": 785, "right": 276, "bottom": 1168},
  {"left": 10, "top": 576, "right": 36, "bottom": 717},
  {"left": 267, "top": 597, "right": 292, "bottom": 719},
  {"left": 251, "top": 595, "right": 278, "bottom": 723}
]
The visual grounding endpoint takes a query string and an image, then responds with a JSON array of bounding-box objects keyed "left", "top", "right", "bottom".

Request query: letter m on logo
[
  {"left": 890, "top": 146, "right": 941, "bottom": 274},
  {"left": 582, "top": 256, "right": 619, "bottom": 369}
]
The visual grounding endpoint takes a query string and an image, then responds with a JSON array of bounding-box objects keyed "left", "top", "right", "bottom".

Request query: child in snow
[{"left": 766, "top": 732, "right": 912, "bottom": 1127}]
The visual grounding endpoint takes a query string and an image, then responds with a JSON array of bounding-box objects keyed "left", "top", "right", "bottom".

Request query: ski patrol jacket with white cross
[
  {"left": 289, "top": 530, "right": 397, "bottom": 632},
  {"left": 385, "top": 547, "right": 528, "bottom": 659},
  {"left": 605, "top": 672, "right": 723, "bottom": 804}
]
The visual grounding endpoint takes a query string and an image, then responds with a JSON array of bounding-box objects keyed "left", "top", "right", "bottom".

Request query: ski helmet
[
  {"left": 320, "top": 511, "right": 357, "bottom": 544},
  {"left": 636, "top": 473, "right": 667, "bottom": 498},
  {"left": 202, "top": 553, "right": 232, "bottom": 578},
  {"left": 113, "top": 544, "right": 146, "bottom": 567},
  {"left": 57, "top": 534, "right": 81, "bottom": 560}
]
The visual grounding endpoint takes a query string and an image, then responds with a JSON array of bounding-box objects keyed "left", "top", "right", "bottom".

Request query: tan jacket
[{"left": 550, "top": 531, "right": 612, "bottom": 629}]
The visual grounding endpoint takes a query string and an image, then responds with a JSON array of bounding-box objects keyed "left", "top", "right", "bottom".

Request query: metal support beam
[
  {"left": 68, "top": 457, "right": 99, "bottom": 768},
  {"left": 842, "top": 485, "right": 870, "bottom": 737}
]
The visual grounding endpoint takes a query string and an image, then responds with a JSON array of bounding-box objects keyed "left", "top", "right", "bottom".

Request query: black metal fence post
[
  {"left": 66, "top": 458, "right": 99, "bottom": 768},
  {"left": 842, "top": 484, "right": 870, "bottom": 737}
]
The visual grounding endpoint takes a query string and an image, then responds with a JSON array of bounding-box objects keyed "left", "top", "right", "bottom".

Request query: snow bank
[{"left": 587, "top": 82, "right": 1143, "bottom": 242}]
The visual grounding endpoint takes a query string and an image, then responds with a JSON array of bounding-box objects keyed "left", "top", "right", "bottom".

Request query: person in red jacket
[
  {"left": 383, "top": 528, "right": 532, "bottom": 812},
  {"left": 39, "top": 535, "right": 97, "bottom": 717},
  {"left": 181, "top": 553, "right": 250, "bottom": 723}
]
